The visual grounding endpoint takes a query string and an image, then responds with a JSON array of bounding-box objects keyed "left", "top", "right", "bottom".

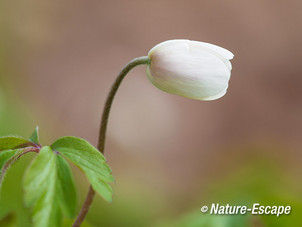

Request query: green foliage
[
  {"left": 0, "top": 132, "right": 37, "bottom": 188},
  {"left": 0, "top": 149, "right": 23, "bottom": 187},
  {"left": 0, "top": 149, "right": 19, "bottom": 170},
  {"left": 51, "top": 136, "right": 114, "bottom": 202},
  {"left": 0, "top": 128, "right": 114, "bottom": 227},
  {"left": 29, "top": 127, "right": 40, "bottom": 145},
  {"left": 24, "top": 146, "right": 61, "bottom": 227},
  {"left": 0, "top": 136, "right": 33, "bottom": 151},
  {"left": 56, "top": 154, "right": 77, "bottom": 218}
]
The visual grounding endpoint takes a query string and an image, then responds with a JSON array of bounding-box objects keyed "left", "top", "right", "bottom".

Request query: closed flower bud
[{"left": 146, "top": 39, "right": 234, "bottom": 100}]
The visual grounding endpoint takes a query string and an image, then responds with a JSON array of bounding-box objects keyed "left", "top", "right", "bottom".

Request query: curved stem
[
  {"left": 98, "top": 56, "right": 150, "bottom": 154},
  {"left": 72, "top": 56, "right": 150, "bottom": 227}
]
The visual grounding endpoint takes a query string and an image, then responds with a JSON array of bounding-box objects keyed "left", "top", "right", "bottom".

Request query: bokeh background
[{"left": 0, "top": 0, "right": 302, "bottom": 226}]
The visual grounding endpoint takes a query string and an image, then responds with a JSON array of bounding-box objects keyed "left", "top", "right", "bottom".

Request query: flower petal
[
  {"left": 191, "top": 40, "right": 234, "bottom": 60},
  {"left": 147, "top": 39, "right": 233, "bottom": 101}
]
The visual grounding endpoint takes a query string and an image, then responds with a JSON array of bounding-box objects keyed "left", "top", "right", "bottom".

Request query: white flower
[{"left": 146, "top": 39, "right": 234, "bottom": 100}]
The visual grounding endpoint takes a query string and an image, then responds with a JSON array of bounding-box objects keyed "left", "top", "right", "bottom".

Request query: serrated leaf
[
  {"left": 56, "top": 155, "right": 77, "bottom": 218},
  {"left": 24, "top": 146, "right": 61, "bottom": 227},
  {"left": 51, "top": 136, "right": 106, "bottom": 161},
  {"left": 29, "top": 126, "right": 40, "bottom": 145},
  {"left": 51, "top": 136, "right": 114, "bottom": 202},
  {"left": 0, "top": 136, "right": 33, "bottom": 151}
]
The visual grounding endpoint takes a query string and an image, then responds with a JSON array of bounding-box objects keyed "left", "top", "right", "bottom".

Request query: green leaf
[
  {"left": 29, "top": 126, "right": 40, "bottom": 145},
  {"left": 0, "top": 149, "right": 22, "bottom": 187},
  {"left": 24, "top": 146, "right": 61, "bottom": 227},
  {"left": 0, "top": 133, "right": 37, "bottom": 186},
  {"left": 56, "top": 155, "right": 77, "bottom": 218},
  {"left": 24, "top": 146, "right": 78, "bottom": 227},
  {"left": 51, "top": 136, "right": 106, "bottom": 161},
  {"left": 51, "top": 136, "right": 114, "bottom": 202},
  {"left": 0, "top": 136, "right": 33, "bottom": 151},
  {"left": 0, "top": 149, "right": 19, "bottom": 170}
]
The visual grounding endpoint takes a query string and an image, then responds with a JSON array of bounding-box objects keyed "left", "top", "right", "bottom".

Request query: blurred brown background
[{"left": 0, "top": 0, "right": 301, "bottom": 226}]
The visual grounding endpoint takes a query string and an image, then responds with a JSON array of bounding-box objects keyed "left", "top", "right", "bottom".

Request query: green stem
[
  {"left": 72, "top": 56, "right": 150, "bottom": 227},
  {"left": 98, "top": 56, "right": 150, "bottom": 154}
]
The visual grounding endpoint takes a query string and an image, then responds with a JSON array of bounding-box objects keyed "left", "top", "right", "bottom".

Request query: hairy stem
[{"left": 72, "top": 56, "right": 150, "bottom": 227}]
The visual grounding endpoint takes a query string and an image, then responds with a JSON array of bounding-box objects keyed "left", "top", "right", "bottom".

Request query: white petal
[
  {"left": 147, "top": 39, "right": 233, "bottom": 101},
  {"left": 191, "top": 41, "right": 234, "bottom": 60},
  {"left": 147, "top": 49, "right": 230, "bottom": 100},
  {"left": 148, "top": 39, "right": 188, "bottom": 57},
  {"left": 201, "top": 86, "right": 228, "bottom": 101},
  {"left": 149, "top": 39, "right": 234, "bottom": 60},
  {"left": 223, "top": 60, "right": 232, "bottom": 71}
]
